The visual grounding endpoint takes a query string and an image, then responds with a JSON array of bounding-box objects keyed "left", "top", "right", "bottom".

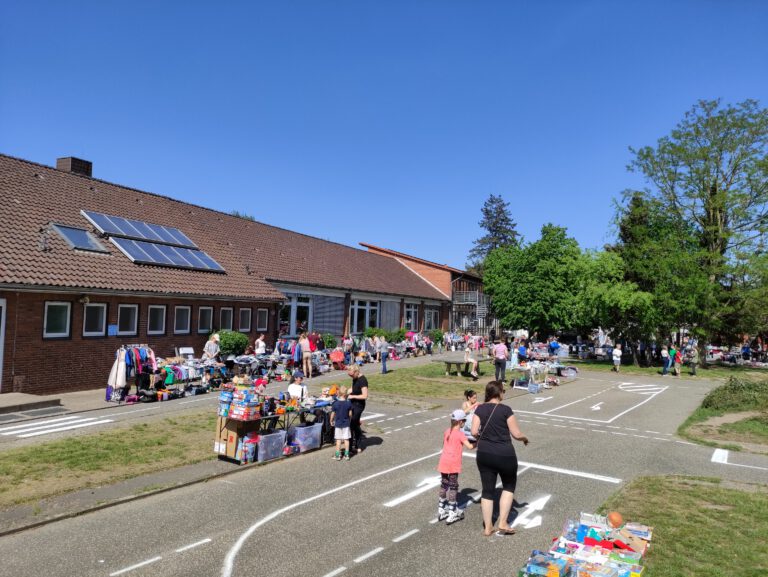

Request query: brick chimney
[{"left": 56, "top": 157, "right": 92, "bottom": 177}]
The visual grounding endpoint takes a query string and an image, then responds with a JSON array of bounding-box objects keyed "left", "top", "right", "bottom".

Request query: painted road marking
[
  {"left": 354, "top": 547, "right": 384, "bottom": 563},
  {"left": 222, "top": 449, "right": 443, "bottom": 577},
  {"left": 511, "top": 494, "right": 551, "bottom": 529},
  {"left": 462, "top": 453, "right": 621, "bottom": 483},
  {"left": 711, "top": 448, "right": 768, "bottom": 471},
  {"left": 384, "top": 476, "right": 442, "bottom": 507},
  {"left": 322, "top": 567, "right": 347, "bottom": 577},
  {"left": 392, "top": 529, "right": 419, "bottom": 543},
  {"left": 175, "top": 538, "right": 212, "bottom": 553},
  {"left": 0, "top": 415, "right": 81, "bottom": 433},
  {"left": 590, "top": 403, "right": 603, "bottom": 411},
  {"left": 109, "top": 556, "right": 162, "bottom": 576},
  {"left": 16, "top": 419, "right": 114, "bottom": 438},
  {"left": 532, "top": 396, "right": 553, "bottom": 404},
  {"left": 362, "top": 413, "right": 386, "bottom": 421},
  {"left": 2, "top": 417, "right": 98, "bottom": 436}
]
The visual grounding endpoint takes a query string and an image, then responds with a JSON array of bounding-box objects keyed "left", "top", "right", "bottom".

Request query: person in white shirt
[
  {"left": 612, "top": 343, "right": 623, "bottom": 372},
  {"left": 202, "top": 334, "right": 220, "bottom": 360},
  {"left": 287, "top": 371, "right": 309, "bottom": 400},
  {"left": 254, "top": 334, "right": 266, "bottom": 355}
]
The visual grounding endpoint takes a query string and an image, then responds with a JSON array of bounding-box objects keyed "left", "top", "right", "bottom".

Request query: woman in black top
[
  {"left": 471, "top": 381, "right": 529, "bottom": 536},
  {"left": 347, "top": 364, "right": 369, "bottom": 453}
]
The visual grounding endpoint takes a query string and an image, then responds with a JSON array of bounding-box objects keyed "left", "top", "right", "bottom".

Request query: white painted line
[
  {"left": 605, "top": 387, "right": 668, "bottom": 423},
  {"left": 633, "top": 434, "right": 650, "bottom": 439},
  {"left": 178, "top": 398, "right": 213, "bottom": 405},
  {"left": 175, "top": 538, "right": 212, "bottom": 552},
  {"left": 462, "top": 453, "right": 620, "bottom": 483},
  {"left": 3, "top": 417, "right": 98, "bottom": 436},
  {"left": 414, "top": 422, "right": 422, "bottom": 426},
  {"left": 652, "top": 437, "right": 670, "bottom": 442},
  {"left": 592, "top": 429, "right": 607, "bottom": 433},
  {"left": 711, "top": 450, "right": 728, "bottom": 464},
  {"left": 17, "top": 419, "right": 114, "bottom": 438},
  {"left": 429, "top": 518, "right": 439, "bottom": 524},
  {"left": 393, "top": 428, "right": 403, "bottom": 432},
  {"left": 0, "top": 416, "right": 81, "bottom": 433},
  {"left": 611, "top": 432, "right": 628, "bottom": 436},
  {"left": 675, "top": 440, "right": 696, "bottom": 445},
  {"left": 625, "top": 428, "right": 639, "bottom": 431},
  {"left": 606, "top": 425, "right": 620, "bottom": 429},
  {"left": 645, "top": 430, "right": 661, "bottom": 434},
  {"left": 385, "top": 417, "right": 394, "bottom": 421},
  {"left": 384, "top": 431, "right": 392, "bottom": 435},
  {"left": 354, "top": 547, "right": 384, "bottom": 563},
  {"left": 222, "top": 449, "right": 443, "bottom": 577},
  {"left": 404, "top": 425, "right": 412, "bottom": 429},
  {"left": 321, "top": 567, "right": 347, "bottom": 577},
  {"left": 571, "top": 426, "right": 585, "bottom": 430},
  {"left": 109, "top": 556, "right": 162, "bottom": 576},
  {"left": 392, "top": 529, "right": 419, "bottom": 543},
  {"left": 362, "top": 413, "right": 386, "bottom": 421},
  {"left": 384, "top": 476, "right": 442, "bottom": 507}
]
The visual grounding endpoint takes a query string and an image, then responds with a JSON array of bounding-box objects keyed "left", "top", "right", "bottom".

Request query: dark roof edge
[
  {"left": 1, "top": 152, "right": 407, "bottom": 259},
  {"left": 0, "top": 282, "right": 284, "bottom": 302}
]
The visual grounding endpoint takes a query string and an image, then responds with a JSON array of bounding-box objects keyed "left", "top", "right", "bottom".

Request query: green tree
[
  {"left": 484, "top": 224, "right": 581, "bottom": 334},
  {"left": 466, "top": 194, "right": 519, "bottom": 275}
]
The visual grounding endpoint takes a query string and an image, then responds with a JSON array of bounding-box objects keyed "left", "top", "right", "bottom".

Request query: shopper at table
[
  {"left": 331, "top": 386, "right": 353, "bottom": 461},
  {"left": 288, "top": 371, "right": 308, "bottom": 400},
  {"left": 471, "top": 381, "right": 529, "bottom": 537},
  {"left": 493, "top": 339, "right": 509, "bottom": 382},
  {"left": 378, "top": 336, "right": 390, "bottom": 374},
  {"left": 254, "top": 333, "right": 267, "bottom": 355},
  {"left": 298, "top": 332, "right": 313, "bottom": 379},
  {"left": 347, "top": 364, "right": 369, "bottom": 453},
  {"left": 202, "top": 333, "right": 221, "bottom": 361}
]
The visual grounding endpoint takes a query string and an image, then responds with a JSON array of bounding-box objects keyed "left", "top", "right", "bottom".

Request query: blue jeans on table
[{"left": 381, "top": 352, "right": 388, "bottom": 374}]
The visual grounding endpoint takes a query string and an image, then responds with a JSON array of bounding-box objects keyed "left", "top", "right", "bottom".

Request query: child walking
[
  {"left": 437, "top": 409, "right": 475, "bottom": 524},
  {"left": 331, "top": 386, "right": 353, "bottom": 461}
]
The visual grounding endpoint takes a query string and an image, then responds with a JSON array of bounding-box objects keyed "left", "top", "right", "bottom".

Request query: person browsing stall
[
  {"left": 287, "top": 371, "right": 309, "bottom": 400},
  {"left": 202, "top": 333, "right": 221, "bottom": 361},
  {"left": 347, "top": 364, "right": 369, "bottom": 453},
  {"left": 254, "top": 334, "right": 266, "bottom": 355},
  {"left": 330, "top": 386, "right": 353, "bottom": 461}
]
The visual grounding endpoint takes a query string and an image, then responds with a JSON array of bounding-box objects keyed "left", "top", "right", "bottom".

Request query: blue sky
[{"left": 2, "top": 1, "right": 767, "bottom": 269}]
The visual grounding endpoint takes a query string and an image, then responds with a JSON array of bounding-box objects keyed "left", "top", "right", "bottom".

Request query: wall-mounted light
[{"left": 78, "top": 295, "right": 90, "bottom": 304}]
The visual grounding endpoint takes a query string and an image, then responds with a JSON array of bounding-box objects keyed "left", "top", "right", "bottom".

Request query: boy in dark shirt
[{"left": 331, "top": 386, "right": 353, "bottom": 461}]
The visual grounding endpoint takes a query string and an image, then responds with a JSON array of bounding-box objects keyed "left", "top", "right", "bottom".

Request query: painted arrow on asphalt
[
  {"left": 590, "top": 402, "right": 604, "bottom": 411},
  {"left": 511, "top": 494, "right": 551, "bottom": 529},
  {"left": 532, "top": 396, "right": 553, "bottom": 404},
  {"left": 383, "top": 475, "right": 441, "bottom": 507}
]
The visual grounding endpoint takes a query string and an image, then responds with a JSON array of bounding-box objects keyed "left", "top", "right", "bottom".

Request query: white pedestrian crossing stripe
[
  {"left": 618, "top": 383, "right": 666, "bottom": 395},
  {"left": 0, "top": 416, "right": 114, "bottom": 438}
]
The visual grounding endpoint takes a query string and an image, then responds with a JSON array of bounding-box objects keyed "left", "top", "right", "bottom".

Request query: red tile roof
[{"left": 0, "top": 154, "right": 448, "bottom": 302}]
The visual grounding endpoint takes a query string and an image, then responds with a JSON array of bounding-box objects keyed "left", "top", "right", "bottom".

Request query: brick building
[{"left": 0, "top": 154, "right": 449, "bottom": 395}]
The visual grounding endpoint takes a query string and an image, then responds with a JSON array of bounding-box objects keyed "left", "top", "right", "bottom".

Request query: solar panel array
[{"left": 81, "top": 210, "right": 225, "bottom": 272}]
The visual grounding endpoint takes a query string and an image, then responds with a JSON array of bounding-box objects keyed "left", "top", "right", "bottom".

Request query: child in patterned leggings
[{"left": 437, "top": 409, "right": 476, "bottom": 524}]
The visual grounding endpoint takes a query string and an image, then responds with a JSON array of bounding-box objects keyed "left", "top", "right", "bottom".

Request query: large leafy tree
[
  {"left": 624, "top": 99, "right": 768, "bottom": 341},
  {"left": 466, "top": 194, "right": 519, "bottom": 274},
  {"left": 484, "top": 224, "right": 581, "bottom": 334}
]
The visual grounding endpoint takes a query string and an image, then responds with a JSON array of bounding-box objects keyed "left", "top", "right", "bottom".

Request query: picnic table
[{"left": 434, "top": 354, "right": 492, "bottom": 376}]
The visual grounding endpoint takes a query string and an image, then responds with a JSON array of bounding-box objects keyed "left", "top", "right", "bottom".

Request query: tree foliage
[{"left": 467, "top": 194, "right": 519, "bottom": 274}]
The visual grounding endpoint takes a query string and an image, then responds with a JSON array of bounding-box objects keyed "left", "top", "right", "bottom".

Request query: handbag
[{"left": 475, "top": 402, "right": 500, "bottom": 446}]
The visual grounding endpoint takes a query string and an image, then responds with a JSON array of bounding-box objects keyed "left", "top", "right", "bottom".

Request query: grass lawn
[
  {"left": 599, "top": 476, "right": 768, "bottom": 576},
  {"left": 0, "top": 411, "right": 217, "bottom": 508},
  {"left": 678, "top": 376, "right": 768, "bottom": 449},
  {"left": 573, "top": 358, "right": 768, "bottom": 381}
]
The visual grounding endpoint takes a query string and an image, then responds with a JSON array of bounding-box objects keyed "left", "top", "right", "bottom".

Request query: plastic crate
[
  {"left": 257, "top": 430, "right": 287, "bottom": 462},
  {"left": 289, "top": 423, "right": 323, "bottom": 452}
]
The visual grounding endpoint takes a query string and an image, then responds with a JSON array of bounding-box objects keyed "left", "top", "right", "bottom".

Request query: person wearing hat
[
  {"left": 202, "top": 333, "right": 221, "bottom": 361},
  {"left": 287, "top": 371, "right": 308, "bottom": 400},
  {"left": 436, "top": 408, "right": 476, "bottom": 525}
]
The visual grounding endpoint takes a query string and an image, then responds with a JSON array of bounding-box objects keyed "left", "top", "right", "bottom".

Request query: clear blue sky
[{"left": 2, "top": 1, "right": 767, "bottom": 269}]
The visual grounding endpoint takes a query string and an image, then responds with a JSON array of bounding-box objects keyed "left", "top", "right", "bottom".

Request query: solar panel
[
  {"left": 80, "top": 210, "right": 198, "bottom": 249},
  {"left": 110, "top": 237, "right": 225, "bottom": 272},
  {"left": 52, "top": 224, "right": 109, "bottom": 253}
]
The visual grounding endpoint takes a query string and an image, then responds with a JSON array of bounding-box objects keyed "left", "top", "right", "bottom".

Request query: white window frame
[
  {"left": 43, "top": 301, "right": 71, "bottom": 339},
  {"left": 220, "top": 307, "right": 233, "bottom": 331},
  {"left": 174, "top": 305, "right": 191, "bottom": 334},
  {"left": 404, "top": 304, "right": 419, "bottom": 331},
  {"left": 198, "top": 306, "right": 213, "bottom": 334},
  {"left": 117, "top": 304, "right": 139, "bottom": 336},
  {"left": 349, "top": 300, "right": 379, "bottom": 334},
  {"left": 147, "top": 305, "right": 166, "bottom": 335},
  {"left": 424, "top": 308, "right": 439, "bottom": 332},
  {"left": 256, "top": 308, "right": 269, "bottom": 331},
  {"left": 279, "top": 296, "right": 313, "bottom": 337},
  {"left": 82, "top": 303, "right": 107, "bottom": 337},
  {"left": 238, "top": 308, "right": 252, "bottom": 333}
]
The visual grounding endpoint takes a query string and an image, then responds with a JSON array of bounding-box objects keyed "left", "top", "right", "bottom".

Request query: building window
[
  {"left": 147, "top": 305, "right": 166, "bottom": 335},
  {"left": 220, "top": 307, "right": 233, "bottom": 331},
  {"left": 43, "top": 301, "right": 71, "bottom": 338},
  {"left": 256, "top": 308, "right": 268, "bottom": 331},
  {"left": 239, "top": 308, "right": 252, "bottom": 332},
  {"left": 278, "top": 296, "right": 312, "bottom": 336},
  {"left": 424, "top": 308, "right": 439, "bottom": 331},
  {"left": 349, "top": 300, "right": 379, "bottom": 334},
  {"left": 83, "top": 303, "right": 107, "bottom": 337},
  {"left": 198, "top": 306, "right": 213, "bottom": 334},
  {"left": 404, "top": 304, "right": 419, "bottom": 331},
  {"left": 174, "top": 306, "right": 191, "bottom": 334},
  {"left": 117, "top": 304, "right": 138, "bottom": 336}
]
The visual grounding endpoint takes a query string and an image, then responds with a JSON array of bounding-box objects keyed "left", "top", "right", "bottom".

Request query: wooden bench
[{"left": 435, "top": 356, "right": 492, "bottom": 376}]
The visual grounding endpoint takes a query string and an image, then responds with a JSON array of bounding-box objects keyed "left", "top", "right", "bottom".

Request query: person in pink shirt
[
  {"left": 493, "top": 339, "right": 510, "bottom": 382},
  {"left": 437, "top": 409, "right": 476, "bottom": 524}
]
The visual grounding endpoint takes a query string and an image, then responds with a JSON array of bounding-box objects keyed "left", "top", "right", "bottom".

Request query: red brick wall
[{"left": 0, "top": 290, "right": 277, "bottom": 395}]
